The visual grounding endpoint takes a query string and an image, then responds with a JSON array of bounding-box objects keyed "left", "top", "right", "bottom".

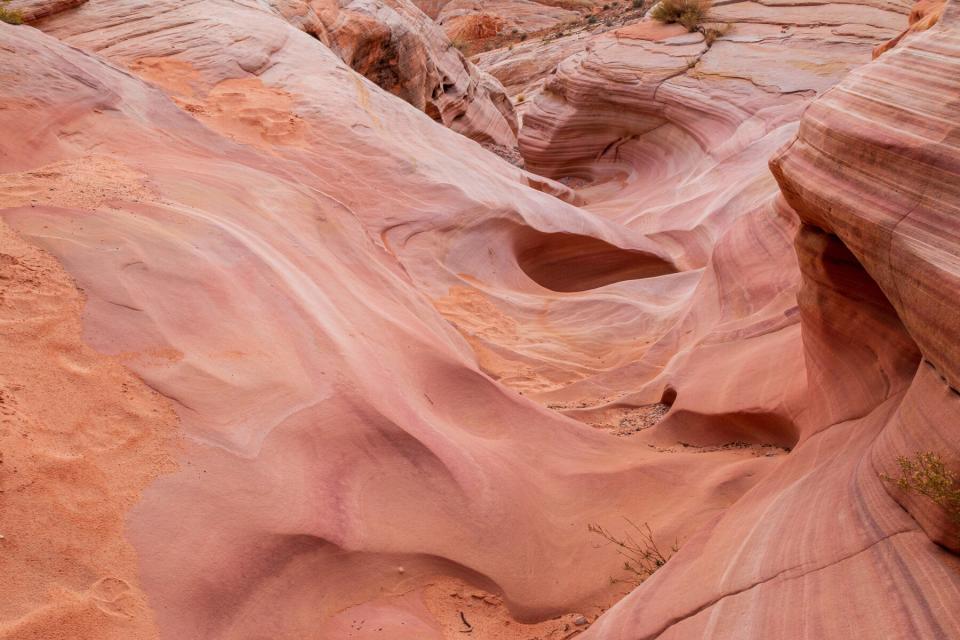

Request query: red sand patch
[
  {"left": 129, "top": 57, "right": 309, "bottom": 149},
  {"left": 0, "top": 220, "right": 180, "bottom": 639}
]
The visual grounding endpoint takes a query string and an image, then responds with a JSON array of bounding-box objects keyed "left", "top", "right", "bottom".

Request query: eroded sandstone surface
[
  {"left": 0, "top": 0, "right": 958, "bottom": 638},
  {"left": 270, "top": 0, "right": 519, "bottom": 147}
]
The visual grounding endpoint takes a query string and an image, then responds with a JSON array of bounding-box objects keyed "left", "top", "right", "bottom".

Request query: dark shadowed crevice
[{"left": 515, "top": 229, "right": 677, "bottom": 292}]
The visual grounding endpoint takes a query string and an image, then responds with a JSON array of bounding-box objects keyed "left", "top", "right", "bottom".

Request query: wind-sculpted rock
[
  {"left": 438, "top": 0, "right": 580, "bottom": 42},
  {"left": 875, "top": 0, "right": 946, "bottom": 56},
  {"left": 0, "top": 5, "right": 794, "bottom": 636},
  {"left": 582, "top": 5, "right": 960, "bottom": 639},
  {"left": 519, "top": 2, "right": 910, "bottom": 180},
  {"left": 771, "top": 0, "right": 960, "bottom": 551},
  {"left": 1, "top": 0, "right": 958, "bottom": 638},
  {"left": 269, "top": 0, "right": 519, "bottom": 147},
  {"left": 6, "top": 0, "right": 85, "bottom": 22}
]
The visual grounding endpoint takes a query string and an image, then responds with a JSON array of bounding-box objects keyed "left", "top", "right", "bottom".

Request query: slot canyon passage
[{"left": 0, "top": 0, "right": 959, "bottom": 637}]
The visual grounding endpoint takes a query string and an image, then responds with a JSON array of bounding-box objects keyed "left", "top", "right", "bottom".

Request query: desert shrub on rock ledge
[
  {"left": 651, "top": 0, "right": 709, "bottom": 31},
  {"left": 882, "top": 451, "right": 960, "bottom": 543},
  {"left": 589, "top": 519, "right": 678, "bottom": 586},
  {"left": 701, "top": 21, "right": 730, "bottom": 45},
  {"left": 0, "top": 0, "right": 23, "bottom": 24}
]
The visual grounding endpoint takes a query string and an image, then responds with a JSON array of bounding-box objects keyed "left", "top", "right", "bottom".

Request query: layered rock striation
[
  {"left": 0, "top": 0, "right": 958, "bottom": 638},
  {"left": 271, "top": 0, "right": 519, "bottom": 146},
  {"left": 581, "top": 3, "right": 960, "bottom": 638}
]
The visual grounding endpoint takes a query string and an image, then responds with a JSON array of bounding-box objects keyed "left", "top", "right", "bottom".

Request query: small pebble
[{"left": 574, "top": 615, "right": 589, "bottom": 626}]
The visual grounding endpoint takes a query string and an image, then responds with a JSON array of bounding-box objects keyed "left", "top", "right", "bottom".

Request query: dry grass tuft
[
  {"left": 650, "top": 0, "right": 710, "bottom": 31},
  {"left": 589, "top": 519, "right": 678, "bottom": 586},
  {"left": 0, "top": 0, "right": 23, "bottom": 24},
  {"left": 701, "top": 21, "right": 731, "bottom": 45}
]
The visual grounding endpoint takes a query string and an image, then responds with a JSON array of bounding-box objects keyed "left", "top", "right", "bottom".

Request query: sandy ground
[{"left": 0, "top": 216, "right": 179, "bottom": 639}]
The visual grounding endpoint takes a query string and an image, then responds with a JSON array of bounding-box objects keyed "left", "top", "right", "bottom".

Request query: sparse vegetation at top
[
  {"left": 448, "top": 38, "right": 469, "bottom": 54},
  {"left": 650, "top": 0, "right": 710, "bottom": 31},
  {"left": 589, "top": 519, "right": 678, "bottom": 586},
  {"left": 701, "top": 22, "right": 730, "bottom": 45},
  {"left": 881, "top": 451, "right": 960, "bottom": 542},
  {"left": 0, "top": 0, "right": 23, "bottom": 25}
]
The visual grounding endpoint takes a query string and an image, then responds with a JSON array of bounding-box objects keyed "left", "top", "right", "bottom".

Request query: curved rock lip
[{"left": 516, "top": 229, "right": 679, "bottom": 292}]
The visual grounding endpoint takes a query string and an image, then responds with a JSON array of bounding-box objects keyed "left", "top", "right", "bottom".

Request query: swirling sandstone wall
[{"left": 0, "top": 0, "right": 957, "bottom": 638}]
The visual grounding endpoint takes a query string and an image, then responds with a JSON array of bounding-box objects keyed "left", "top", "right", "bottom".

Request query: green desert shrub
[
  {"left": 882, "top": 451, "right": 960, "bottom": 540},
  {"left": 651, "top": 0, "right": 709, "bottom": 31}
]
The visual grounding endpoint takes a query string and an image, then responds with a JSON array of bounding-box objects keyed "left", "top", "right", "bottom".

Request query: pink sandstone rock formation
[
  {"left": 0, "top": 0, "right": 958, "bottom": 638},
  {"left": 875, "top": 0, "right": 946, "bottom": 55},
  {"left": 584, "top": 6, "right": 960, "bottom": 637},
  {"left": 6, "top": 0, "right": 84, "bottom": 22},
  {"left": 268, "top": 0, "right": 519, "bottom": 147},
  {"left": 414, "top": 0, "right": 598, "bottom": 21},
  {"left": 437, "top": 0, "right": 580, "bottom": 42}
]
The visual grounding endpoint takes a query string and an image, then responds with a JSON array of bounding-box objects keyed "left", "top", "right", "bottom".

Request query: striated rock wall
[
  {"left": 6, "top": 0, "right": 85, "bottom": 22},
  {"left": 519, "top": 2, "right": 910, "bottom": 180},
  {"left": 437, "top": 0, "right": 580, "bottom": 42},
  {"left": 0, "top": 0, "right": 957, "bottom": 638},
  {"left": 581, "top": 3, "right": 960, "bottom": 638},
  {"left": 0, "top": 4, "right": 803, "bottom": 636},
  {"left": 771, "top": 0, "right": 960, "bottom": 549},
  {"left": 271, "top": 0, "right": 520, "bottom": 147},
  {"left": 269, "top": 0, "right": 519, "bottom": 147},
  {"left": 875, "top": 0, "right": 946, "bottom": 55}
]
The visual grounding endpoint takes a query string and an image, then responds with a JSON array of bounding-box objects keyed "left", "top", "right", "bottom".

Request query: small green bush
[
  {"left": 650, "top": 0, "right": 709, "bottom": 31},
  {"left": 882, "top": 451, "right": 960, "bottom": 541},
  {"left": 0, "top": 0, "right": 23, "bottom": 25}
]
